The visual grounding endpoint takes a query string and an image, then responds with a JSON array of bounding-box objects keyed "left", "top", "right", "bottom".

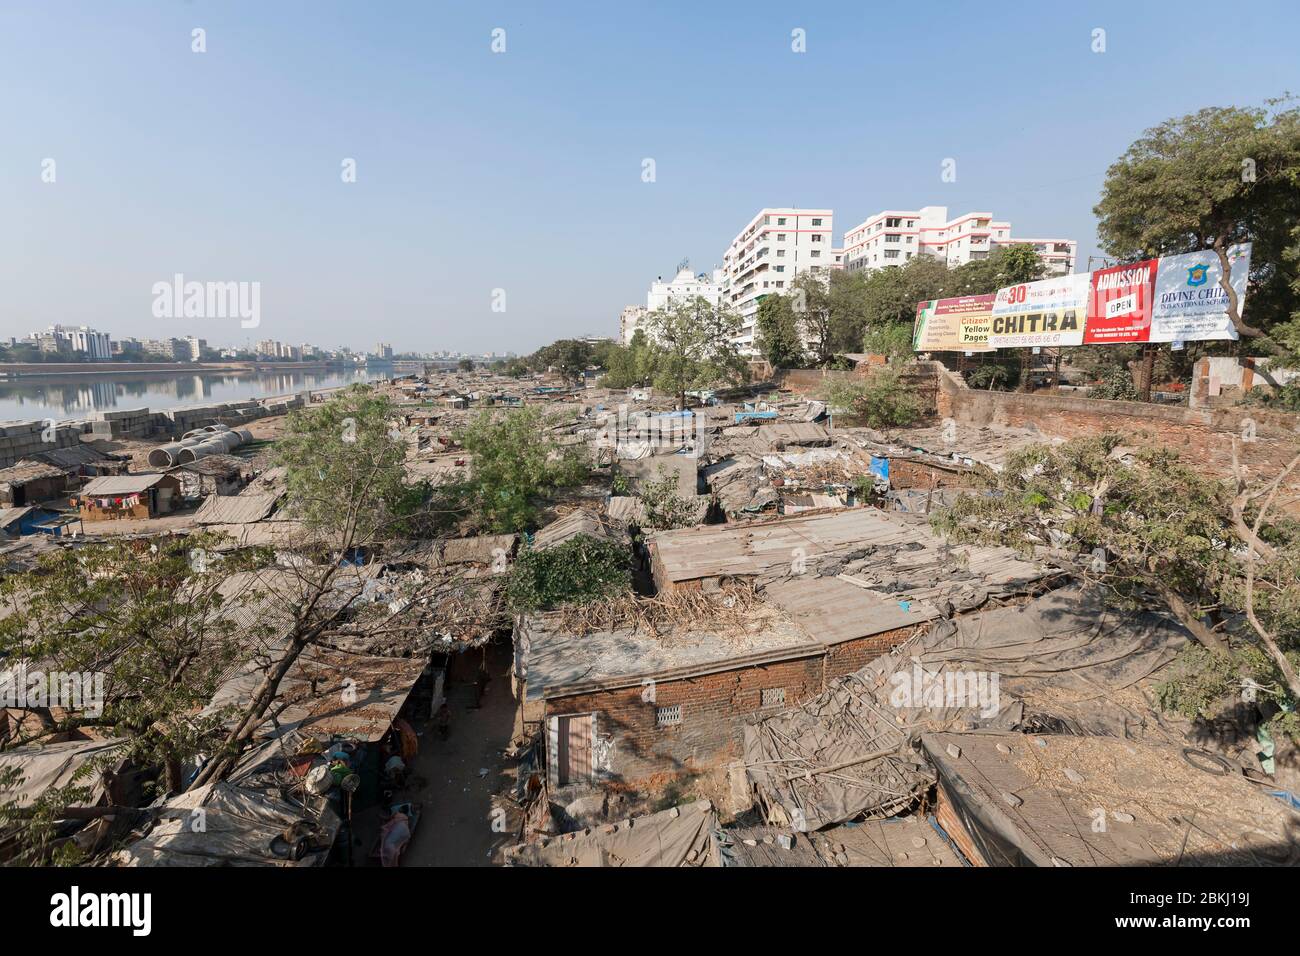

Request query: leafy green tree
[
  {"left": 530, "top": 339, "right": 596, "bottom": 381},
  {"left": 645, "top": 296, "right": 748, "bottom": 409},
  {"left": 457, "top": 358, "right": 475, "bottom": 372},
  {"left": 0, "top": 534, "right": 269, "bottom": 804},
  {"left": 1094, "top": 101, "right": 1300, "bottom": 340},
  {"left": 825, "top": 367, "right": 921, "bottom": 427},
  {"left": 825, "top": 270, "right": 871, "bottom": 355},
  {"left": 453, "top": 406, "right": 589, "bottom": 533},
  {"left": 948, "top": 244, "right": 1045, "bottom": 294},
  {"left": 755, "top": 293, "right": 805, "bottom": 368},
  {"left": 600, "top": 332, "right": 658, "bottom": 388},
  {"left": 276, "top": 384, "right": 415, "bottom": 543},
  {"left": 788, "top": 273, "right": 836, "bottom": 366},
  {"left": 190, "top": 386, "right": 444, "bottom": 791}
]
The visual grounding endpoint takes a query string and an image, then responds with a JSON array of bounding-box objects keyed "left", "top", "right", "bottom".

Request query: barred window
[
  {"left": 656, "top": 704, "right": 682, "bottom": 727},
  {"left": 761, "top": 687, "right": 786, "bottom": 708}
]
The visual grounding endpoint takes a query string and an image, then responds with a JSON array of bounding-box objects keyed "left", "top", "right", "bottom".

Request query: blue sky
[{"left": 3, "top": 1, "right": 1297, "bottom": 354}]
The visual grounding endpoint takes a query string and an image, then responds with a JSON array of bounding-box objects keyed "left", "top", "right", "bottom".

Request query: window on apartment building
[
  {"left": 776, "top": 250, "right": 785, "bottom": 257},
  {"left": 777, "top": 217, "right": 787, "bottom": 225},
  {"left": 906, "top": 236, "right": 913, "bottom": 243},
  {"left": 811, "top": 218, "right": 822, "bottom": 226},
  {"left": 885, "top": 234, "right": 899, "bottom": 242},
  {"left": 884, "top": 250, "right": 900, "bottom": 259},
  {"left": 810, "top": 250, "right": 820, "bottom": 257},
  {"left": 656, "top": 705, "right": 682, "bottom": 727},
  {"left": 811, "top": 234, "right": 822, "bottom": 242},
  {"left": 776, "top": 233, "right": 786, "bottom": 241},
  {"left": 760, "top": 687, "right": 786, "bottom": 708},
  {"left": 907, "top": 220, "right": 915, "bottom": 227},
  {"left": 775, "top": 281, "right": 784, "bottom": 288},
  {"left": 886, "top": 217, "right": 901, "bottom": 228},
  {"left": 774, "top": 265, "right": 785, "bottom": 272}
]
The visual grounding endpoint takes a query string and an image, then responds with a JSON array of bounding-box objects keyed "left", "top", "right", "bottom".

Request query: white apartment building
[
  {"left": 32, "top": 324, "right": 112, "bottom": 359},
  {"left": 647, "top": 266, "right": 724, "bottom": 312},
  {"left": 69, "top": 327, "right": 112, "bottom": 360},
  {"left": 721, "top": 208, "right": 835, "bottom": 354},
  {"left": 620, "top": 266, "right": 724, "bottom": 345},
  {"left": 842, "top": 206, "right": 1076, "bottom": 276}
]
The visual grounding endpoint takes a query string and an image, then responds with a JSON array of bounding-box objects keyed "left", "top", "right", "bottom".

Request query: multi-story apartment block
[
  {"left": 30, "top": 324, "right": 112, "bottom": 359},
  {"left": 721, "top": 208, "right": 834, "bottom": 354},
  {"left": 841, "top": 206, "right": 1075, "bottom": 276}
]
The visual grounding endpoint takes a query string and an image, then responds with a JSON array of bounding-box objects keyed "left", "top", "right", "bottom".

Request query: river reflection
[{"left": 0, "top": 368, "right": 390, "bottom": 422}]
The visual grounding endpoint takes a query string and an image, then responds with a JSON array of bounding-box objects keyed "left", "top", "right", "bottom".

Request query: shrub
[{"left": 505, "top": 533, "right": 632, "bottom": 612}]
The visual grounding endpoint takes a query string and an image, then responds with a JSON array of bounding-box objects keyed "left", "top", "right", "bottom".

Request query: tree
[
  {"left": 529, "top": 339, "right": 596, "bottom": 381},
  {"left": 0, "top": 534, "right": 270, "bottom": 804},
  {"left": 754, "top": 294, "right": 805, "bottom": 368},
  {"left": 188, "top": 386, "right": 438, "bottom": 790},
  {"left": 825, "top": 367, "right": 921, "bottom": 427},
  {"left": 826, "top": 270, "right": 871, "bottom": 355},
  {"left": 644, "top": 296, "right": 748, "bottom": 409},
  {"left": 600, "top": 332, "right": 658, "bottom": 389},
  {"left": 789, "top": 273, "right": 835, "bottom": 367},
  {"left": 457, "top": 358, "right": 475, "bottom": 372},
  {"left": 930, "top": 434, "right": 1300, "bottom": 709},
  {"left": 453, "top": 406, "right": 589, "bottom": 533},
  {"left": 1094, "top": 101, "right": 1300, "bottom": 340},
  {"left": 949, "top": 244, "right": 1045, "bottom": 295}
]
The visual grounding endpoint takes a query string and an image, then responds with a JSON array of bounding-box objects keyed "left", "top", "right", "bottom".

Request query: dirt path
[{"left": 401, "top": 642, "right": 517, "bottom": 866}]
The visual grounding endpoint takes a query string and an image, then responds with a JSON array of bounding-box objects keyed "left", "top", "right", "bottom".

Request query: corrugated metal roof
[
  {"left": 81, "top": 473, "right": 172, "bottom": 495},
  {"left": 0, "top": 460, "right": 69, "bottom": 485},
  {"left": 194, "top": 493, "right": 280, "bottom": 525}
]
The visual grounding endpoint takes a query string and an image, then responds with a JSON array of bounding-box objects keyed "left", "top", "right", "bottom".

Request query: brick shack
[
  {"left": 516, "top": 507, "right": 1048, "bottom": 794},
  {"left": 76, "top": 473, "right": 182, "bottom": 521}
]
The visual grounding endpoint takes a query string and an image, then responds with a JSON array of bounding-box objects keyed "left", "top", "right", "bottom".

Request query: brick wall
[
  {"left": 933, "top": 362, "right": 1300, "bottom": 512},
  {"left": 540, "top": 624, "right": 917, "bottom": 792}
]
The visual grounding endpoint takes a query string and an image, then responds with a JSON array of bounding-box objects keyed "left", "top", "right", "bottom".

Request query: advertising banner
[
  {"left": 913, "top": 294, "right": 994, "bottom": 352},
  {"left": 1083, "top": 258, "right": 1158, "bottom": 344},
  {"left": 987, "top": 273, "right": 1089, "bottom": 348},
  {"left": 1148, "top": 244, "right": 1251, "bottom": 343}
]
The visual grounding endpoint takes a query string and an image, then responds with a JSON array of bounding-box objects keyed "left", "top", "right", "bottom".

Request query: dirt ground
[{"left": 397, "top": 641, "right": 518, "bottom": 867}]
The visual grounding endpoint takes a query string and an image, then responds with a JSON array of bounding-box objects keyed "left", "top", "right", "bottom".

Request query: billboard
[
  {"left": 1149, "top": 244, "right": 1251, "bottom": 343},
  {"left": 912, "top": 243, "right": 1252, "bottom": 351},
  {"left": 1083, "top": 259, "right": 1157, "bottom": 344},
  {"left": 988, "top": 273, "right": 1090, "bottom": 348},
  {"left": 913, "top": 294, "right": 994, "bottom": 352}
]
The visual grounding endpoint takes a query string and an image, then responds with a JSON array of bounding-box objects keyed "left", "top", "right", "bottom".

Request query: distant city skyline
[{"left": 4, "top": 2, "right": 1297, "bottom": 354}]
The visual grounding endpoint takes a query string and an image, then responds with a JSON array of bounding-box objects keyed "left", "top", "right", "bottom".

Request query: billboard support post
[{"left": 1140, "top": 343, "right": 1157, "bottom": 402}]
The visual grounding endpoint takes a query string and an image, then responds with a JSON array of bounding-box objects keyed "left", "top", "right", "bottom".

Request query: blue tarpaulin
[{"left": 869, "top": 456, "right": 890, "bottom": 481}]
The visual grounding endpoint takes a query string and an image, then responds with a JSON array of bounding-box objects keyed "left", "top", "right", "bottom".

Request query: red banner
[{"left": 1083, "top": 259, "right": 1158, "bottom": 344}]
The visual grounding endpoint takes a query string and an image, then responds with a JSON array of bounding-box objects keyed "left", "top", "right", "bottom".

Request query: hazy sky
[{"left": 3, "top": 1, "right": 1297, "bottom": 355}]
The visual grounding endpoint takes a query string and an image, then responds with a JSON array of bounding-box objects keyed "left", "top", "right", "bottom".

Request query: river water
[{"left": 0, "top": 368, "right": 390, "bottom": 423}]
